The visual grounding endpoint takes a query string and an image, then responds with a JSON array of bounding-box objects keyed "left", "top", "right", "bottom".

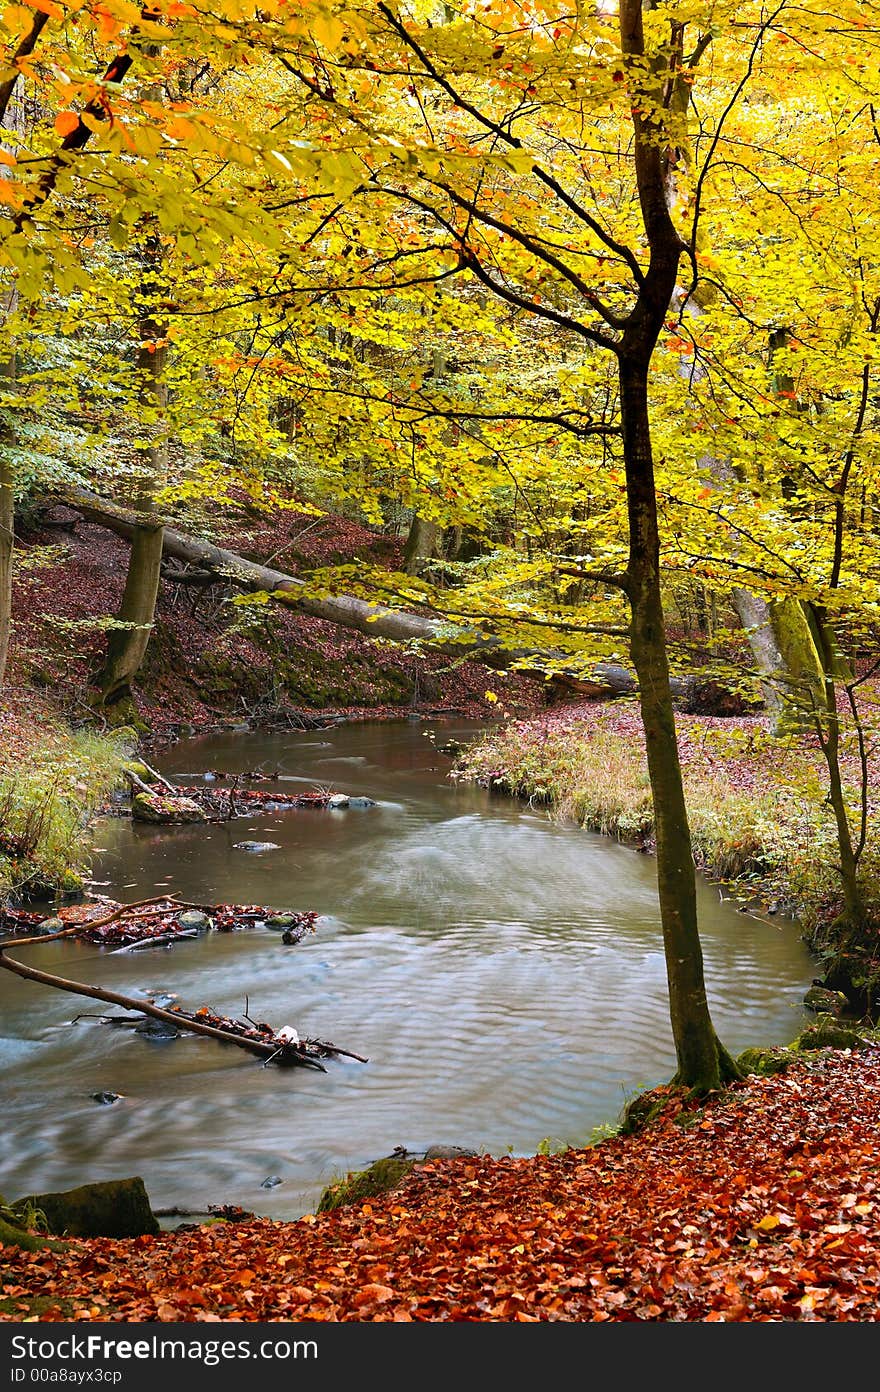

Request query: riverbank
[
  {"left": 3, "top": 1043, "right": 880, "bottom": 1321},
  {"left": 0, "top": 689, "right": 128, "bottom": 901},
  {"left": 456, "top": 703, "right": 880, "bottom": 1010}
]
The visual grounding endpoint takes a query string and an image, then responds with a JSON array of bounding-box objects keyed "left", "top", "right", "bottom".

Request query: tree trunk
[
  {"left": 93, "top": 234, "right": 166, "bottom": 714},
  {"left": 811, "top": 609, "right": 866, "bottom": 928},
  {"left": 0, "top": 444, "right": 11, "bottom": 686},
  {"left": 403, "top": 514, "right": 442, "bottom": 575},
  {"left": 0, "top": 84, "right": 26, "bottom": 688},
  {"left": 732, "top": 589, "right": 825, "bottom": 731},
  {"left": 94, "top": 517, "right": 165, "bottom": 712},
  {"left": 621, "top": 356, "right": 738, "bottom": 1092}
]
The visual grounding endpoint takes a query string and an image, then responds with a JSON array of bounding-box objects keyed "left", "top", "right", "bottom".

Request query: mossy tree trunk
[
  {"left": 0, "top": 443, "right": 11, "bottom": 688},
  {"left": 733, "top": 590, "right": 825, "bottom": 734},
  {"left": 0, "top": 85, "right": 26, "bottom": 690},
  {"left": 620, "top": 353, "right": 739, "bottom": 1092},
  {"left": 403, "top": 513, "right": 442, "bottom": 575},
  {"left": 94, "top": 233, "right": 166, "bottom": 715},
  {"left": 94, "top": 515, "right": 165, "bottom": 713},
  {"left": 619, "top": 0, "right": 738, "bottom": 1092}
]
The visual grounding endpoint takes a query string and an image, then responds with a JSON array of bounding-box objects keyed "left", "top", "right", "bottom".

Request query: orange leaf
[{"left": 54, "top": 110, "right": 80, "bottom": 137}]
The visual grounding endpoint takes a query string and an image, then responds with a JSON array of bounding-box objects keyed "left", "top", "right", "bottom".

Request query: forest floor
[{"left": 2, "top": 1046, "right": 880, "bottom": 1321}]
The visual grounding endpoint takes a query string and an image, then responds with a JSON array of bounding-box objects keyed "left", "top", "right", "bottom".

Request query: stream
[{"left": 0, "top": 719, "right": 815, "bottom": 1220}]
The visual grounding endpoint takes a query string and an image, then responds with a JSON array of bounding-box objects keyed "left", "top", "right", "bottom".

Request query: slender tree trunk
[
  {"left": 621, "top": 355, "right": 738, "bottom": 1090},
  {"left": 0, "top": 85, "right": 26, "bottom": 688},
  {"left": 0, "top": 444, "right": 12, "bottom": 685},
  {"left": 618, "top": 0, "right": 737, "bottom": 1092},
  {"left": 810, "top": 609, "right": 866, "bottom": 928},
  {"left": 94, "top": 234, "right": 166, "bottom": 715}
]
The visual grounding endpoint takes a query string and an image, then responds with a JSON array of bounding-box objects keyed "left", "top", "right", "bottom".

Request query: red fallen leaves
[{"left": 5, "top": 1049, "right": 880, "bottom": 1321}]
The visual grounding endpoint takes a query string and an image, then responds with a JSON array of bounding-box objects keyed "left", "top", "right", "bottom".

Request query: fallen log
[
  {"left": 0, "top": 935, "right": 365, "bottom": 1069},
  {"left": 55, "top": 486, "right": 694, "bottom": 701}
]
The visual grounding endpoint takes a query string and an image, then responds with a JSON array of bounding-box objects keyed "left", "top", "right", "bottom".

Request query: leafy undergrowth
[
  {"left": 0, "top": 688, "right": 126, "bottom": 897},
  {"left": 4, "top": 1049, "right": 880, "bottom": 1321}
]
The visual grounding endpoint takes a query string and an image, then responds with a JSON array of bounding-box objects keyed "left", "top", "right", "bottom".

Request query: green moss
[
  {"left": 123, "top": 760, "right": 158, "bottom": 783},
  {"left": 792, "top": 1018, "right": 870, "bottom": 1052},
  {"left": 0, "top": 1294, "right": 76, "bottom": 1318},
  {"left": 0, "top": 1216, "right": 64, "bottom": 1253},
  {"left": 619, "top": 1089, "right": 677, "bottom": 1136},
  {"left": 736, "top": 1046, "right": 796, "bottom": 1077},
  {"left": 12, "top": 1177, "right": 159, "bottom": 1238},
  {"left": 316, "top": 1156, "right": 416, "bottom": 1213}
]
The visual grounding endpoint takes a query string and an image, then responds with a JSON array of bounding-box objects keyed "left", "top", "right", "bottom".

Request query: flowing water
[{"left": 0, "top": 719, "right": 814, "bottom": 1219}]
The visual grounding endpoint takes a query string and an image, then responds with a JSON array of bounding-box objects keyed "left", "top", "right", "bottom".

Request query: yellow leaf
[{"left": 754, "top": 1213, "right": 781, "bottom": 1232}]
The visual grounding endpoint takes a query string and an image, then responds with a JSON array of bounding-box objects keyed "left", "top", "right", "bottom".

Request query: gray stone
[
  {"left": 347, "top": 797, "right": 376, "bottom": 810},
  {"left": 136, "top": 1017, "right": 180, "bottom": 1040},
  {"left": 233, "top": 840, "right": 280, "bottom": 852},
  {"left": 260, "top": 1175, "right": 283, "bottom": 1189},
  {"left": 37, "top": 916, "right": 65, "bottom": 934},
  {"left": 423, "top": 1144, "right": 478, "bottom": 1160},
  {"left": 131, "top": 792, "right": 206, "bottom": 824},
  {"left": 176, "top": 910, "right": 212, "bottom": 932},
  {"left": 91, "top": 1091, "right": 121, "bottom": 1105},
  {"left": 328, "top": 793, "right": 350, "bottom": 809}
]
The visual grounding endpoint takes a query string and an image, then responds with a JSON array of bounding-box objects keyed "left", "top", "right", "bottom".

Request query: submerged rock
[
  {"left": 91, "top": 1091, "right": 121, "bottom": 1105},
  {"left": 176, "top": 909, "right": 212, "bottom": 932},
  {"left": 136, "top": 1016, "right": 180, "bottom": 1040},
  {"left": 347, "top": 797, "right": 376, "bottom": 810},
  {"left": 234, "top": 840, "right": 281, "bottom": 853},
  {"left": 265, "top": 912, "right": 297, "bottom": 930},
  {"left": 261, "top": 1175, "right": 283, "bottom": 1189}
]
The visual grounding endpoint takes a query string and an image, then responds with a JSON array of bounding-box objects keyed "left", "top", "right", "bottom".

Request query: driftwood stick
[
  {"left": 112, "top": 929, "right": 200, "bottom": 953},
  {"left": 0, "top": 947, "right": 346, "bottom": 1069},
  {"left": 0, "top": 893, "right": 183, "bottom": 951},
  {"left": 0, "top": 950, "right": 283, "bottom": 1058}
]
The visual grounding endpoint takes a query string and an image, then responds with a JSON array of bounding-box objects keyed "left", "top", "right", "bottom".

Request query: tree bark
[
  {"left": 0, "top": 441, "right": 11, "bottom": 687},
  {"left": 619, "top": 0, "right": 737, "bottom": 1091},
  {"left": 94, "top": 517, "right": 165, "bottom": 710},
  {"left": 403, "top": 514, "right": 442, "bottom": 575},
  {"left": 93, "top": 232, "right": 167, "bottom": 713},
  {"left": 0, "top": 82, "right": 25, "bottom": 688},
  {"left": 621, "top": 356, "right": 737, "bottom": 1090}
]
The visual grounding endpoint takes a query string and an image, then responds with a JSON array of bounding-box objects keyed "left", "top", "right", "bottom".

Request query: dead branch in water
[{"left": 0, "top": 898, "right": 366, "bottom": 1069}]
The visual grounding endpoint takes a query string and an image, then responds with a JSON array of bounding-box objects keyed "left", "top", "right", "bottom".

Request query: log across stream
[{"left": 0, "top": 720, "right": 816, "bottom": 1220}]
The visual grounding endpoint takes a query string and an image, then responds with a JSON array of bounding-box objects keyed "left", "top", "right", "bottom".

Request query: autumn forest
[{"left": 1, "top": 0, "right": 880, "bottom": 1329}]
